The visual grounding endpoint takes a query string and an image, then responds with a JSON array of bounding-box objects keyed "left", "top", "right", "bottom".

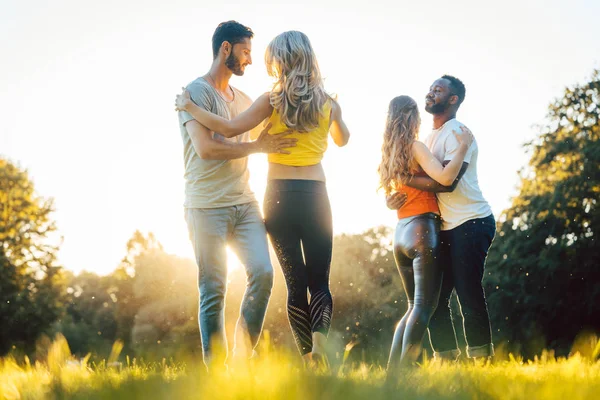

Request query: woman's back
[
  {"left": 266, "top": 99, "right": 332, "bottom": 181},
  {"left": 396, "top": 174, "right": 440, "bottom": 219},
  {"left": 267, "top": 100, "right": 332, "bottom": 166}
]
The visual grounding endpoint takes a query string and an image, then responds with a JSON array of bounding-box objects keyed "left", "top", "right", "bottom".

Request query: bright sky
[{"left": 1, "top": 0, "right": 599, "bottom": 275}]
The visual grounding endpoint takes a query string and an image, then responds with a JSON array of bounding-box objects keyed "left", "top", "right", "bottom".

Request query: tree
[
  {"left": 57, "top": 231, "right": 160, "bottom": 357},
  {"left": 485, "top": 69, "right": 600, "bottom": 356},
  {"left": 104, "top": 231, "right": 199, "bottom": 358},
  {"left": 0, "top": 158, "right": 65, "bottom": 355},
  {"left": 56, "top": 271, "right": 120, "bottom": 357}
]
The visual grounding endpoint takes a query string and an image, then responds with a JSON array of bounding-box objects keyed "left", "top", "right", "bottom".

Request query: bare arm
[
  {"left": 329, "top": 100, "right": 350, "bottom": 147},
  {"left": 177, "top": 91, "right": 273, "bottom": 138},
  {"left": 185, "top": 120, "right": 297, "bottom": 160},
  {"left": 384, "top": 159, "right": 468, "bottom": 209},
  {"left": 412, "top": 128, "right": 473, "bottom": 186},
  {"left": 406, "top": 161, "right": 469, "bottom": 192},
  {"left": 384, "top": 167, "right": 463, "bottom": 208}
]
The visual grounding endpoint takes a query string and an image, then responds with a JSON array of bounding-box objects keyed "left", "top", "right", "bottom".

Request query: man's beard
[
  {"left": 225, "top": 53, "right": 245, "bottom": 76},
  {"left": 425, "top": 100, "right": 450, "bottom": 114}
]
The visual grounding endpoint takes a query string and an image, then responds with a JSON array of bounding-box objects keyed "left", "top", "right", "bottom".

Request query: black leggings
[
  {"left": 263, "top": 179, "right": 333, "bottom": 355},
  {"left": 388, "top": 212, "right": 443, "bottom": 369}
]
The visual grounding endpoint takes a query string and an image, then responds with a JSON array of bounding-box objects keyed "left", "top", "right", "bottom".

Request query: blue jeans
[
  {"left": 427, "top": 214, "right": 496, "bottom": 359},
  {"left": 185, "top": 202, "right": 273, "bottom": 364}
]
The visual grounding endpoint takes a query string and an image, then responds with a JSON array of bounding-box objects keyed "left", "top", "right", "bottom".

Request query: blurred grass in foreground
[{"left": 1, "top": 334, "right": 599, "bottom": 400}]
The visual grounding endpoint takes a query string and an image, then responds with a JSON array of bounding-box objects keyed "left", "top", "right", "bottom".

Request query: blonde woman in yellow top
[{"left": 176, "top": 30, "right": 350, "bottom": 365}]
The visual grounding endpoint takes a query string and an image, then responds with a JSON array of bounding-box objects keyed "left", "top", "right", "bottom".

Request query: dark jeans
[{"left": 427, "top": 214, "right": 496, "bottom": 359}]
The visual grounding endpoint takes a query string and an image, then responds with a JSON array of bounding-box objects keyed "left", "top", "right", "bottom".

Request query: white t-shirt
[{"left": 423, "top": 118, "right": 492, "bottom": 231}]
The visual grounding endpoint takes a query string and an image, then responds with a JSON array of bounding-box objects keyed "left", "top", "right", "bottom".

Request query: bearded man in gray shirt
[{"left": 178, "top": 21, "right": 296, "bottom": 367}]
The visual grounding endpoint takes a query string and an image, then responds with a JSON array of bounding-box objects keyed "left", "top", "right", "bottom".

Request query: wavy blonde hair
[
  {"left": 378, "top": 96, "right": 421, "bottom": 195},
  {"left": 265, "top": 31, "right": 330, "bottom": 132}
]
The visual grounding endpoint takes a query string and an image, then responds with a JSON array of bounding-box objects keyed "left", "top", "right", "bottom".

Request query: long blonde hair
[
  {"left": 265, "top": 31, "right": 330, "bottom": 132},
  {"left": 378, "top": 96, "right": 421, "bottom": 195}
]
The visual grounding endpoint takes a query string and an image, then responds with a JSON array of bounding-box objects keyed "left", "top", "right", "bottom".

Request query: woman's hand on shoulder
[
  {"left": 453, "top": 126, "right": 474, "bottom": 149},
  {"left": 175, "top": 87, "right": 193, "bottom": 112}
]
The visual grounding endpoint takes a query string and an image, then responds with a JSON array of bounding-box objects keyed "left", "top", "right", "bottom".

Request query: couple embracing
[{"left": 176, "top": 21, "right": 349, "bottom": 368}]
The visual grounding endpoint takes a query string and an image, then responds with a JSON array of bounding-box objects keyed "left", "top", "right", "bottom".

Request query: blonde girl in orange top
[
  {"left": 175, "top": 31, "right": 350, "bottom": 366},
  {"left": 378, "top": 96, "right": 472, "bottom": 371}
]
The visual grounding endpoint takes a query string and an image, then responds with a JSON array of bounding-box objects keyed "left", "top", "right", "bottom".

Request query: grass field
[{"left": 1, "top": 335, "right": 599, "bottom": 400}]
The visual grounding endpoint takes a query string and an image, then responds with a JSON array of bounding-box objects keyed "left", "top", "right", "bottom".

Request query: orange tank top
[{"left": 396, "top": 170, "right": 440, "bottom": 219}]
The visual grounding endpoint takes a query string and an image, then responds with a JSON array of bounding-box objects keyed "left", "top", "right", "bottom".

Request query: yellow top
[{"left": 266, "top": 100, "right": 332, "bottom": 166}]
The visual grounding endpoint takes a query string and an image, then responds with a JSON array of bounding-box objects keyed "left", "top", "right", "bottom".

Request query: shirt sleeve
[
  {"left": 178, "top": 81, "right": 214, "bottom": 127},
  {"left": 443, "top": 123, "right": 475, "bottom": 164}
]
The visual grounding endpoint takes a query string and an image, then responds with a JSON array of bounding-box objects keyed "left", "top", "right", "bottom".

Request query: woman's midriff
[{"left": 267, "top": 162, "right": 326, "bottom": 182}]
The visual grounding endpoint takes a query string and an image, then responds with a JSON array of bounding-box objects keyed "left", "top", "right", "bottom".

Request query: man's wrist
[{"left": 247, "top": 140, "right": 261, "bottom": 154}]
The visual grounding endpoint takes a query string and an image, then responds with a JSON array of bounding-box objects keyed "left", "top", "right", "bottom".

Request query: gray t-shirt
[{"left": 178, "top": 77, "right": 255, "bottom": 208}]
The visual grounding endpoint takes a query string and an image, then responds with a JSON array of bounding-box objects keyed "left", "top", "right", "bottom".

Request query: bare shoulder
[
  {"left": 329, "top": 97, "right": 341, "bottom": 119},
  {"left": 330, "top": 97, "right": 340, "bottom": 110},
  {"left": 412, "top": 140, "right": 429, "bottom": 154},
  {"left": 256, "top": 92, "right": 272, "bottom": 105}
]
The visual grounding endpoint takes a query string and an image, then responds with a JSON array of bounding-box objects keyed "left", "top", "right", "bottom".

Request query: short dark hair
[
  {"left": 441, "top": 75, "right": 466, "bottom": 106},
  {"left": 211, "top": 21, "right": 254, "bottom": 59}
]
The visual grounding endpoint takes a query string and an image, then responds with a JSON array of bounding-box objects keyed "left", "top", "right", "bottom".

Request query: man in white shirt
[{"left": 388, "top": 75, "right": 496, "bottom": 360}]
